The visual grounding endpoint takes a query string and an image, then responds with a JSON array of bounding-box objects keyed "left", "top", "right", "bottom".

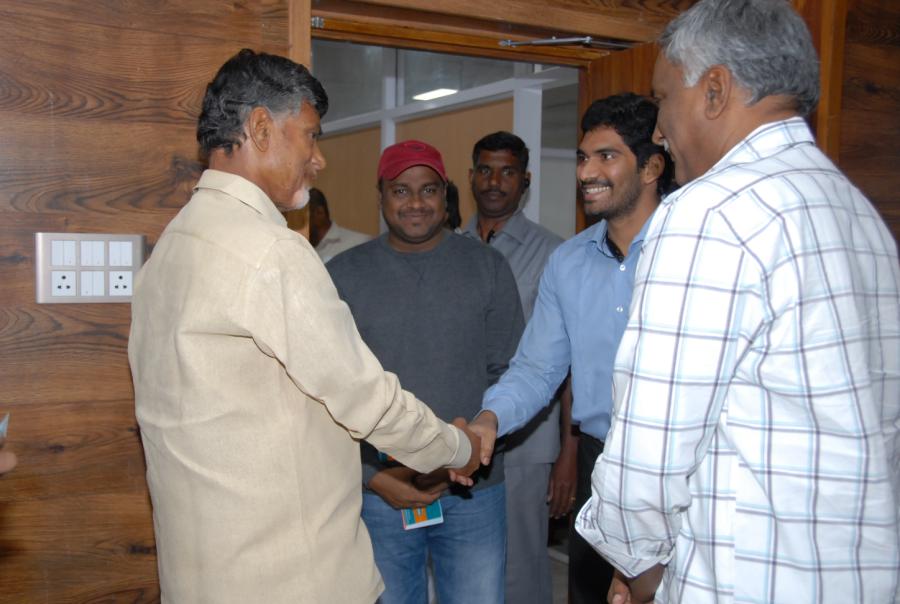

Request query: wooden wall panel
[
  {"left": 838, "top": 0, "right": 900, "bottom": 239},
  {"left": 0, "top": 1, "right": 296, "bottom": 601},
  {"left": 316, "top": 127, "right": 383, "bottom": 235}
]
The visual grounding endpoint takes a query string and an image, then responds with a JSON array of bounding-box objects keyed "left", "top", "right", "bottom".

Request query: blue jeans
[{"left": 362, "top": 482, "right": 507, "bottom": 604}]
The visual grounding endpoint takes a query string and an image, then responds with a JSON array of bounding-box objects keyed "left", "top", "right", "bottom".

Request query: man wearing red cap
[{"left": 327, "top": 140, "right": 524, "bottom": 604}]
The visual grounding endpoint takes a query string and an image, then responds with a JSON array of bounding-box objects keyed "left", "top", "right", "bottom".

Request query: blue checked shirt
[{"left": 576, "top": 118, "right": 900, "bottom": 603}]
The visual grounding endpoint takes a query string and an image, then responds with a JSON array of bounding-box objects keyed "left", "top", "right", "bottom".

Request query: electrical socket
[
  {"left": 109, "top": 271, "right": 133, "bottom": 297},
  {"left": 51, "top": 271, "right": 77, "bottom": 297}
]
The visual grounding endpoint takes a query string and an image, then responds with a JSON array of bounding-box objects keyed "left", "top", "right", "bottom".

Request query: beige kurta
[{"left": 128, "top": 170, "right": 471, "bottom": 603}]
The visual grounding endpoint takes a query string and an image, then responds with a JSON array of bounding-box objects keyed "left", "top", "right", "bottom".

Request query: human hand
[
  {"left": 467, "top": 411, "right": 498, "bottom": 466},
  {"left": 547, "top": 444, "right": 577, "bottom": 518},
  {"left": 0, "top": 450, "right": 16, "bottom": 475},
  {"left": 412, "top": 468, "right": 450, "bottom": 493},
  {"left": 368, "top": 467, "right": 441, "bottom": 509},
  {"left": 447, "top": 417, "right": 481, "bottom": 487},
  {"left": 608, "top": 566, "right": 662, "bottom": 604},
  {"left": 608, "top": 570, "right": 632, "bottom": 604}
]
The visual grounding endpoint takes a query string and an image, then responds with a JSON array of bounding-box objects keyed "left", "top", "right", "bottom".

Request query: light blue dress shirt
[
  {"left": 483, "top": 215, "right": 652, "bottom": 441},
  {"left": 462, "top": 211, "right": 563, "bottom": 465}
]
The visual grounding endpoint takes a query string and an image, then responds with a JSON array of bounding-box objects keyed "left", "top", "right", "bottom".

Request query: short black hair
[
  {"left": 308, "top": 187, "right": 328, "bottom": 216},
  {"left": 581, "top": 93, "right": 675, "bottom": 196},
  {"left": 472, "top": 131, "right": 529, "bottom": 172},
  {"left": 197, "top": 49, "right": 329, "bottom": 156},
  {"left": 445, "top": 181, "right": 461, "bottom": 231}
]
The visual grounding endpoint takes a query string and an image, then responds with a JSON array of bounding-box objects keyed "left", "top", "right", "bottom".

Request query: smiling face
[
  {"left": 380, "top": 165, "right": 447, "bottom": 252},
  {"left": 576, "top": 126, "right": 643, "bottom": 220},
  {"left": 469, "top": 149, "right": 529, "bottom": 220},
  {"left": 262, "top": 102, "right": 327, "bottom": 210},
  {"left": 651, "top": 54, "right": 710, "bottom": 186}
]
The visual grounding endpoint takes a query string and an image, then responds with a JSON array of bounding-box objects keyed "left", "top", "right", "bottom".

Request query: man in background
[
  {"left": 468, "top": 95, "right": 674, "bottom": 604},
  {"left": 309, "top": 186, "right": 371, "bottom": 262},
  {"left": 129, "top": 51, "right": 480, "bottom": 604},
  {"left": 577, "top": 1, "right": 900, "bottom": 602},
  {"left": 328, "top": 139, "right": 523, "bottom": 604},
  {"left": 462, "top": 131, "right": 574, "bottom": 604}
]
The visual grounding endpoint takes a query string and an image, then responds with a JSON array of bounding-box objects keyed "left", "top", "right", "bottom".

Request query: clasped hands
[{"left": 369, "top": 417, "right": 483, "bottom": 509}]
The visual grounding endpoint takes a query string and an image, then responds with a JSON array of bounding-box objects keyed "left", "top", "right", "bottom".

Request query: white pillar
[{"left": 513, "top": 87, "right": 543, "bottom": 223}]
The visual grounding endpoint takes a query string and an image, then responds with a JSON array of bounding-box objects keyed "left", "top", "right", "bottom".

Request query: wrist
[{"left": 473, "top": 409, "right": 499, "bottom": 431}]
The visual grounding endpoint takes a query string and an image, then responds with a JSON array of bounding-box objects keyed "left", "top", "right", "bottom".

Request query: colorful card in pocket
[{"left": 401, "top": 500, "right": 444, "bottom": 530}]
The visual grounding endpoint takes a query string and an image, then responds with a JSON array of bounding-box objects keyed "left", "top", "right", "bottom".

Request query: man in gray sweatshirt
[{"left": 327, "top": 140, "right": 523, "bottom": 604}]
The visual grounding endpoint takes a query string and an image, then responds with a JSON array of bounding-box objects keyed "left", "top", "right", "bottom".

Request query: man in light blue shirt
[
  {"left": 470, "top": 93, "right": 675, "bottom": 604},
  {"left": 462, "top": 131, "right": 569, "bottom": 604}
]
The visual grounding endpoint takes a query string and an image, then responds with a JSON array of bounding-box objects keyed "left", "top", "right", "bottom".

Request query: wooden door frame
[{"left": 291, "top": 0, "right": 850, "bottom": 234}]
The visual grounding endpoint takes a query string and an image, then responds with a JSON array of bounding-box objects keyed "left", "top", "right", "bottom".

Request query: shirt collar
[
  {"left": 194, "top": 169, "right": 287, "bottom": 227},
  {"left": 663, "top": 117, "right": 813, "bottom": 207},
  {"left": 462, "top": 209, "right": 528, "bottom": 244},
  {"left": 587, "top": 215, "right": 654, "bottom": 259},
  {"left": 320, "top": 223, "right": 344, "bottom": 244}
]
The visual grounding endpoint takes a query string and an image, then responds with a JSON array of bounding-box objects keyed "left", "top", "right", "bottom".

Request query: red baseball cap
[{"left": 378, "top": 140, "right": 448, "bottom": 182}]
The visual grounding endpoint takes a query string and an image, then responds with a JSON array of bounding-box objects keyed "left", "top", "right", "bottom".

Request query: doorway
[{"left": 309, "top": 39, "right": 580, "bottom": 240}]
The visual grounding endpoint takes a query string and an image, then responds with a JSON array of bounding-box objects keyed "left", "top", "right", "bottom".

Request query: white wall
[{"left": 539, "top": 149, "right": 577, "bottom": 240}]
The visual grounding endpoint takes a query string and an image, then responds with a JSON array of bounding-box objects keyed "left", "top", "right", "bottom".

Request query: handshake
[
  {"left": 369, "top": 413, "right": 500, "bottom": 510},
  {"left": 446, "top": 412, "right": 499, "bottom": 486}
]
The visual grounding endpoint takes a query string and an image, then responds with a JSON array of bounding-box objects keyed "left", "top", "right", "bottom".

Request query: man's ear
[
  {"left": 702, "top": 65, "right": 732, "bottom": 119},
  {"left": 246, "top": 106, "right": 274, "bottom": 151},
  {"left": 641, "top": 153, "right": 665, "bottom": 186}
]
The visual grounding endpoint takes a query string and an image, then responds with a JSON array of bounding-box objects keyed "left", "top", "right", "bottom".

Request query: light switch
[
  {"left": 63, "top": 241, "right": 76, "bottom": 266},
  {"left": 80, "top": 271, "right": 105, "bottom": 296},
  {"left": 80, "top": 241, "right": 104, "bottom": 266},
  {"left": 120, "top": 241, "right": 133, "bottom": 266},
  {"left": 51, "top": 240, "right": 64, "bottom": 266},
  {"left": 109, "top": 241, "right": 133, "bottom": 267},
  {"left": 36, "top": 233, "right": 145, "bottom": 304},
  {"left": 93, "top": 241, "right": 105, "bottom": 266}
]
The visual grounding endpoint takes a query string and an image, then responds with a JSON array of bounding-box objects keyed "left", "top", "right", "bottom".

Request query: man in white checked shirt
[{"left": 575, "top": 1, "right": 900, "bottom": 603}]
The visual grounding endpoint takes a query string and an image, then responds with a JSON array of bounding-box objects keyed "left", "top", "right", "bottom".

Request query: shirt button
[
  {"left": 616, "top": 306, "right": 624, "bottom": 313},
  {"left": 619, "top": 264, "right": 626, "bottom": 271}
]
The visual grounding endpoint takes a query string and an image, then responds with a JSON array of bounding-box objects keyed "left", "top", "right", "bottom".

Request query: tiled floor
[
  {"left": 549, "top": 517, "right": 569, "bottom": 603},
  {"left": 550, "top": 551, "right": 568, "bottom": 603}
]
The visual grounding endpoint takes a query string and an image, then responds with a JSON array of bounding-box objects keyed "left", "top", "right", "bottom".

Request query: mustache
[{"left": 579, "top": 179, "right": 612, "bottom": 189}]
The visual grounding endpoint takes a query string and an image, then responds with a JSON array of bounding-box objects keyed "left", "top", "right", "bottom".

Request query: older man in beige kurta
[{"left": 129, "top": 170, "right": 473, "bottom": 603}]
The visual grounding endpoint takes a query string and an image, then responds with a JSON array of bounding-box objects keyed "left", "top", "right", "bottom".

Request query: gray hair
[{"left": 659, "top": 0, "right": 820, "bottom": 116}]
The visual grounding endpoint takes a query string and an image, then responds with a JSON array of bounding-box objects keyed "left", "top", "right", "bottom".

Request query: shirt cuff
[
  {"left": 481, "top": 399, "right": 515, "bottom": 437},
  {"left": 443, "top": 425, "right": 472, "bottom": 469},
  {"left": 574, "top": 506, "right": 674, "bottom": 577}
]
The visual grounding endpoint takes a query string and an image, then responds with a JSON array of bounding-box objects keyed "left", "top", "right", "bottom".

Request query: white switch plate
[{"left": 35, "top": 233, "right": 145, "bottom": 304}]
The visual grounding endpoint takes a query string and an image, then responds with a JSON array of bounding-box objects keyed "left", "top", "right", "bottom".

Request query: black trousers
[{"left": 568, "top": 434, "right": 615, "bottom": 604}]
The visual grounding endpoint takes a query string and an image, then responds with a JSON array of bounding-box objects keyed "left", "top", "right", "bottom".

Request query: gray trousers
[{"left": 504, "top": 463, "right": 553, "bottom": 604}]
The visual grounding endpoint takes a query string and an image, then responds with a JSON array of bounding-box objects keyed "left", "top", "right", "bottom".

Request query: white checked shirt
[{"left": 576, "top": 118, "right": 900, "bottom": 603}]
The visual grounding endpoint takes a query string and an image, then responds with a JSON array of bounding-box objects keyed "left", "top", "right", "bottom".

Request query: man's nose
[
  {"left": 312, "top": 144, "right": 327, "bottom": 171},
  {"left": 576, "top": 158, "right": 598, "bottom": 182}
]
